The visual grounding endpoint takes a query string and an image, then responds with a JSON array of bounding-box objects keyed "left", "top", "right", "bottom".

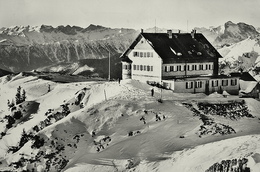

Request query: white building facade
[{"left": 121, "top": 30, "right": 219, "bottom": 83}]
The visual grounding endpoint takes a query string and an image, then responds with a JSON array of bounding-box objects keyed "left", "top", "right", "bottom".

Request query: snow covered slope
[
  {"left": 218, "top": 37, "right": 260, "bottom": 63},
  {"left": 1, "top": 74, "right": 260, "bottom": 171},
  {"left": 218, "top": 37, "right": 260, "bottom": 74}
]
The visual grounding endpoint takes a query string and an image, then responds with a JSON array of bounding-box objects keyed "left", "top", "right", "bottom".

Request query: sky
[{"left": 0, "top": 0, "right": 260, "bottom": 30}]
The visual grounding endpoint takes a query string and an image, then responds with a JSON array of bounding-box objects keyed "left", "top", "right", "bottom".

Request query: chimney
[
  {"left": 178, "top": 30, "right": 181, "bottom": 33},
  {"left": 191, "top": 29, "right": 195, "bottom": 39},
  {"left": 141, "top": 29, "right": 143, "bottom": 33},
  {"left": 167, "top": 30, "right": 172, "bottom": 39}
]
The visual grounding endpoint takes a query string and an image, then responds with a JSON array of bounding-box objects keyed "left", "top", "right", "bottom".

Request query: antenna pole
[
  {"left": 187, "top": 20, "right": 189, "bottom": 32},
  {"left": 108, "top": 50, "right": 110, "bottom": 81},
  {"left": 155, "top": 19, "right": 156, "bottom": 33}
]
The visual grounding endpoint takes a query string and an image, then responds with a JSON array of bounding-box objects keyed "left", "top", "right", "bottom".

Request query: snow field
[
  {"left": 218, "top": 38, "right": 260, "bottom": 63},
  {"left": 0, "top": 75, "right": 260, "bottom": 171}
]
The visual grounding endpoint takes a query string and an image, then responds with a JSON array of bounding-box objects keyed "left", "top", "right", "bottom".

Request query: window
[
  {"left": 192, "top": 65, "right": 195, "bottom": 70},
  {"left": 222, "top": 79, "right": 228, "bottom": 86},
  {"left": 137, "top": 65, "right": 139, "bottom": 70},
  {"left": 181, "top": 65, "right": 184, "bottom": 71},
  {"left": 212, "top": 80, "right": 218, "bottom": 87},
  {"left": 147, "top": 65, "right": 150, "bottom": 71},
  {"left": 124, "top": 65, "right": 127, "bottom": 70},
  {"left": 165, "top": 66, "right": 170, "bottom": 72},
  {"left": 208, "top": 64, "right": 211, "bottom": 70},
  {"left": 147, "top": 52, "right": 150, "bottom": 57},
  {"left": 199, "top": 64, "right": 203, "bottom": 70},
  {"left": 170, "top": 66, "right": 174, "bottom": 72},
  {"left": 186, "top": 82, "right": 194, "bottom": 89},
  {"left": 195, "top": 81, "right": 203, "bottom": 88},
  {"left": 150, "top": 52, "right": 153, "bottom": 57},
  {"left": 144, "top": 52, "right": 146, "bottom": 57},
  {"left": 144, "top": 65, "right": 146, "bottom": 71},
  {"left": 140, "top": 52, "right": 143, "bottom": 57},
  {"left": 188, "top": 65, "right": 190, "bottom": 71},
  {"left": 194, "top": 65, "right": 197, "bottom": 70},
  {"left": 133, "top": 65, "right": 136, "bottom": 70},
  {"left": 174, "top": 66, "right": 177, "bottom": 72},
  {"left": 140, "top": 65, "right": 143, "bottom": 71},
  {"left": 133, "top": 51, "right": 140, "bottom": 57},
  {"left": 231, "top": 79, "right": 237, "bottom": 86},
  {"left": 184, "top": 65, "right": 186, "bottom": 71},
  {"left": 151, "top": 66, "right": 153, "bottom": 71},
  {"left": 205, "top": 64, "right": 208, "bottom": 70},
  {"left": 177, "top": 65, "right": 181, "bottom": 71}
]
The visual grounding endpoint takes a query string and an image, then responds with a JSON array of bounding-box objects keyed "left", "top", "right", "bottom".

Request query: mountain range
[
  {"left": 0, "top": 21, "right": 259, "bottom": 76},
  {"left": 0, "top": 24, "right": 138, "bottom": 73}
]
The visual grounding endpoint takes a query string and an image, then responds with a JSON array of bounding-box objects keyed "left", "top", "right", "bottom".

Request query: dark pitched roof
[
  {"left": 230, "top": 72, "right": 257, "bottom": 81},
  {"left": 240, "top": 72, "right": 257, "bottom": 81},
  {"left": 121, "top": 32, "right": 222, "bottom": 63},
  {"left": 120, "top": 34, "right": 142, "bottom": 59},
  {"left": 121, "top": 55, "right": 132, "bottom": 63}
]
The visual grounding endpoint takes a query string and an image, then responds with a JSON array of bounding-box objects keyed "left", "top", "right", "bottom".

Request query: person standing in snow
[{"left": 151, "top": 88, "right": 154, "bottom": 97}]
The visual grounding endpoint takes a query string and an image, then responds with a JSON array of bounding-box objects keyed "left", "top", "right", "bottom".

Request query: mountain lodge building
[{"left": 120, "top": 30, "right": 239, "bottom": 94}]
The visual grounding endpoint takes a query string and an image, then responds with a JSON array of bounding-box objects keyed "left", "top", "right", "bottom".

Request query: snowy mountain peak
[
  {"left": 83, "top": 24, "right": 107, "bottom": 32},
  {"left": 209, "top": 25, "right": 225, "bottom": 34},
  {"left": 0, "top": 24, "right": 111, "bottom": 36},
  {"left": 0, "top": 25, "right": 41, "bottom": 35}
]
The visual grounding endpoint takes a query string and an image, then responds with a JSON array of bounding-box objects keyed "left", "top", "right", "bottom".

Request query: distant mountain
[
  {"left": 194, "top": 21, "right": 259, "bottom": 48},
  {"left": 193, "top": 22, "right": 260, "bottom": 74},
  {"left": 0, "top": 25, "right": 139, "bottom": 72},
  {"left": 215, "top": 21, "right": 259, "bottom": 46},
  {"left": 37, "top": 52, "right": 122, "bottom": 79},
  {"left": 257, "top": 27, "right": 260, "bottom": 33},
  {"left": 217, "top": 36, "right": 260, "bottom": 74},
  {"left": 144, "top": 27, "right": 185, "bottom": 33},
  {"left": 1, "top": 22, "right": 260, "bottom": 75},
  {"left": 194, "top": 26, "right": 223, "bottom": 45}
]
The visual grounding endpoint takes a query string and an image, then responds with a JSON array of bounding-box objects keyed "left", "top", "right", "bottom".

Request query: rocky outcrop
[{"left": 215, "top": 21, "right": 259, "bottom": 46}]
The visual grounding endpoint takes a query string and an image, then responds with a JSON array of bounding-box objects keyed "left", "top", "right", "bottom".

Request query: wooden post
[{"left": 104, "top": 89, "right": 107, "bottom": 101}]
